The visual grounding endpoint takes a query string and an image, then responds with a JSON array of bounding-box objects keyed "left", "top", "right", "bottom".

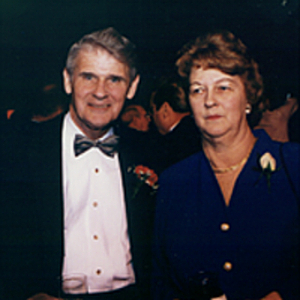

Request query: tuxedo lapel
[
  {"left": 118, "top": 148, "right": 135, "bottom": 245},
  {"left": 118, "top": 140, "right": 156, "bottom": 297},
  {"left": 27, "top": 115, "right": 65, "bottom": 293}
]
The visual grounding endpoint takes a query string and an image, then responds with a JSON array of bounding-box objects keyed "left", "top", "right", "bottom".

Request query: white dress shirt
[{"left": 62, "top": 113, "right": 135, "bottom": 293}]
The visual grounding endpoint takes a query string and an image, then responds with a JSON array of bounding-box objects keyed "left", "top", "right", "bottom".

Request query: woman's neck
[{"left": 202, "top": 127, "right": 256, "bottom": 170}]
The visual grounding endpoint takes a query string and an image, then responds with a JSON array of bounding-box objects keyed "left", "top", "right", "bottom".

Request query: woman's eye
[
  {"left": 218, "top": 85, "right": 231, "bottom": 91},
  {"left": 190, "top": 87, "right": 205, "bottom": 94}
]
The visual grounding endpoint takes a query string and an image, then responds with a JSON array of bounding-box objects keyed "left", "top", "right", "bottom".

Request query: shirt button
[
  {"left": 220, "top": 223, "right": 230, "bottom": 231},
  {"left": 223, "top": 262, "right": 232, "bottom": 271},
  {"left": 95, "top": 168, "right": 99, "bottom": 173},
  {"left": 93, "top": 235, "right": 98, "bottom": 240},
  {"left": 96, "top": 269, "right": 101, "bottom": 275},
  {"left": 93, "top": 201, "right": 98, "bottom": 207}
]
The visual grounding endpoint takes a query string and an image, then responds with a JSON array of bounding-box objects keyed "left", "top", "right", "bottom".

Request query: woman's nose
[{"left": 204, "top": 90, "right": 217, "bottom": 108}]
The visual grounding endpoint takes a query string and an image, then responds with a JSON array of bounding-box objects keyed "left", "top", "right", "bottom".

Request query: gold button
[
  {"left": 96, "top": 269, "right": 101, "bottom": 275},
  {"left": 220, "top": 223, "right": 230, "bottom": 231},
  {"left": 223, "top": 262, "right": 232, "bottom": 271},
  {"left": 93, "top": 235, "right": 98, "bottom": 240},
  {"left": 93, "top": 201, "right": 98, "bottom": 207}
]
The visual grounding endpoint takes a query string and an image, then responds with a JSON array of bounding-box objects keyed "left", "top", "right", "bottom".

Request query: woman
[{"left": 152, "top": 30, "right": 299, "bottom": 300}]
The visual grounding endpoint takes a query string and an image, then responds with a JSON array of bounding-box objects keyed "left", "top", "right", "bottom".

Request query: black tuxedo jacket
[
  {"left": 1, "top": 114, "right": 155, "bottom": 299},
  {"left": 145, "top": 115, "right": 202, "bottom": 174}
]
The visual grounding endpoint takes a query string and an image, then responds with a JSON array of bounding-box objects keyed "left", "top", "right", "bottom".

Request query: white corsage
[
  {"left": 260, "top": 152, "right": 276, "bottom": 171},
  {"left": 257, "top": 152, "right": 280, "bottom": 191}
]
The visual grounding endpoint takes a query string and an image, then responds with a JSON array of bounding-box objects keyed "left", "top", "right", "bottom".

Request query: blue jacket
[{"left": 152, "top": 129, "right": 300, "bottom": 300}]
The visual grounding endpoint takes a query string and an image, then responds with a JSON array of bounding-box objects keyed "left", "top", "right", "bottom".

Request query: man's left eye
[{"left": 110, "top": 77, "right": 122, "bottom": 83}]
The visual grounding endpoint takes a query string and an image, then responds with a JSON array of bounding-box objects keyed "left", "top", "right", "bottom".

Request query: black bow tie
[{"left": 74, "top": 134, "right": 119, "bottom": 157}]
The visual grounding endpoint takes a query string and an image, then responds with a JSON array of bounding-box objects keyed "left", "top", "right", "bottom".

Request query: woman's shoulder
[
  {"left": 257, "top": 129, "right": 300, "bottom": 197},
  {"left": 159, "top": 150, "right": 203, "bottom": 181},
  {"left": 254, "top": 128, "right": 300, "bottom": 152},
  {"left": 280, "top": 142, "right": 300, "bottom": 172}
]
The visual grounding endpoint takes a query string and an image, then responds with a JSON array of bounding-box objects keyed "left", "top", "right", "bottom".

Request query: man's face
[
  {"left": 150, "top": 102, "right": 168, "bottom": 135},
  {"left": 121, "top": 105, "right": 150, "bottom": 132},
  {"left": 63, "top": 48, "right": 139, "bottom": 139},
  {"left": 132, "top": 105, "right": 150, "bottom": 132}
]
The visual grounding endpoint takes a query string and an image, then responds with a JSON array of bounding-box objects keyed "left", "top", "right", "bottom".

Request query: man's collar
[{"left": 168, "top": 119, "right": 181, "bottom": 133}]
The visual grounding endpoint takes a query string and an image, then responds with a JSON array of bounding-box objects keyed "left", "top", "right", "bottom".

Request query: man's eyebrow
[
  {"left": 79, "top": 71, "right": 95, "bottom": 77},
  {"left": 107, "top": 74, "right": 127, "bottom": 81}
]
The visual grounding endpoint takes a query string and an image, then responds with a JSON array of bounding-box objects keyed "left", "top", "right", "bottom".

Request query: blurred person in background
[
  {"left": 146, "top": 78, "right": 202, "bottom": 174},
  {"left": 120, "top": 104, "right": 150, "bottom": 132},
  {"left": 253, "top": 94, "right": 299, "bottom": 143}
]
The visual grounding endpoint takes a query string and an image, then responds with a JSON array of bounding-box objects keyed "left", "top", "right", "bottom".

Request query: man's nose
[{"left": 93, "top": 79, "right": 108, "bottom": 99}]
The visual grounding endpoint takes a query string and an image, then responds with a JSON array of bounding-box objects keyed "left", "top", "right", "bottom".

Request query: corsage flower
[
  {"left": 257, "top": 152, "right": 279, "bottom": 191},
  {"left": 128, "top": 165, "right": 159, "bottom": 198},
  {"left": 260, "top": 152, "right": 276, "bottom": 172}
]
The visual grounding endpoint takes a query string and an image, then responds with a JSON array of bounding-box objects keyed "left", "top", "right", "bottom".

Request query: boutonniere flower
[
  {"left": 257, "top": 152, "right": 280, "bottom": 191},
  {"left": 128, "top": 165, "right": 159, "bottom": 199}
]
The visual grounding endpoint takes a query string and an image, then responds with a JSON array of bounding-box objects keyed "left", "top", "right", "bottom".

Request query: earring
[{"left": 245, "top": 103, "right": 252, "bottom": 114}]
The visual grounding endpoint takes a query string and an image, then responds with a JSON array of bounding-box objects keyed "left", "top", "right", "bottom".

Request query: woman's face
[{"left": 189, "top": 67, "right": 249, "bottom": 140}]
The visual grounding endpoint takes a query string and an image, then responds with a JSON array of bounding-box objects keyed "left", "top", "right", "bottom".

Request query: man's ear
[
  {"left": 164, "top": 102, "right": 172, "bottom": 113},
  {"left": 126, "top": 75, "right": 140, "bottom": 100},
  {"left": 162, "top": 102, "right": 170, "bottom": 118},
  {"left": 63, "top": 68, "right": 72, "bottom": 95}
]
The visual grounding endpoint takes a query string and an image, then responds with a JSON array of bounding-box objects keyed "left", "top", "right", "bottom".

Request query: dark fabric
[
  {"left": 0, "top": 113, "right": 155, "bottom": 300},
  {"left": 144, "top": 115, "right": 202, "bottom": 174},
  {"left": 152, "top": 129, "right": 300, "bottom": 300}
]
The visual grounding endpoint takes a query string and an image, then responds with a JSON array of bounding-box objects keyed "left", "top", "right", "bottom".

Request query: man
[
  {"left": 1, "top": 27, "right": 154, "bottom": 300},
  {"left": 147, "top": 80, "right": 202, "bottom": 174},
  {"left": 120, "top": 104, "right": 150, "bottom": 132}
]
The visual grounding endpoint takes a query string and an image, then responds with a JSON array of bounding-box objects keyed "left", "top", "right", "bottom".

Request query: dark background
[{"left": 0, "top": 0, "right": 299, "bottom": 110}]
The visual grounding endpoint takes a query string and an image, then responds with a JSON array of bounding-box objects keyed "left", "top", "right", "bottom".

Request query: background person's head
[
  {"left": 150, "top": 80, "right": 190, "bottom": 135},
  {"left": 120, "top": 104, "right": 150, "bottom": 132},
  {"left": 62, "top": 27, "right": 140, "bottom": 139}
]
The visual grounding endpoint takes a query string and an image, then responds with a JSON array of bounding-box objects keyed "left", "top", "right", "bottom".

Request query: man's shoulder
[
  {"left": 117, "top": 125, "right": 151, "bottom": 164},
  {"left": 31, "top": 113, "right": 64, "bottom": 135},
  {"left": 26, "top": 114, "right": 64, "bottom": 170},
  {"left": 176, "top": 115, "right": 196, "bottom": 129},
  {"left": 172, "top": 115, "right": 201, "bottom": 140}
]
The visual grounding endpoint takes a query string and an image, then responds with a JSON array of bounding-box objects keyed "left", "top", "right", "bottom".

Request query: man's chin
[{"left": 88, "top": 120, "right": 117, "bottom": 131}]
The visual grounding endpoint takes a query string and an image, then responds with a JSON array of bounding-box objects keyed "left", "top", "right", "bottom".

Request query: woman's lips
[{"left": 206, "top": 114, "right": 221, "bottom": 120}]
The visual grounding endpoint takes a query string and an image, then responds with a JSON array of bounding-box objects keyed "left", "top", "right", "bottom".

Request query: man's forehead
[
  {"left": 77, "top": 46, "right": 120, "bottom": 64},
  {"left": 82, "top": 47, "right": 129, "bottom": 77},
  {"left": 74, "top": 47, "right": 130, "bottom": 77}
]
